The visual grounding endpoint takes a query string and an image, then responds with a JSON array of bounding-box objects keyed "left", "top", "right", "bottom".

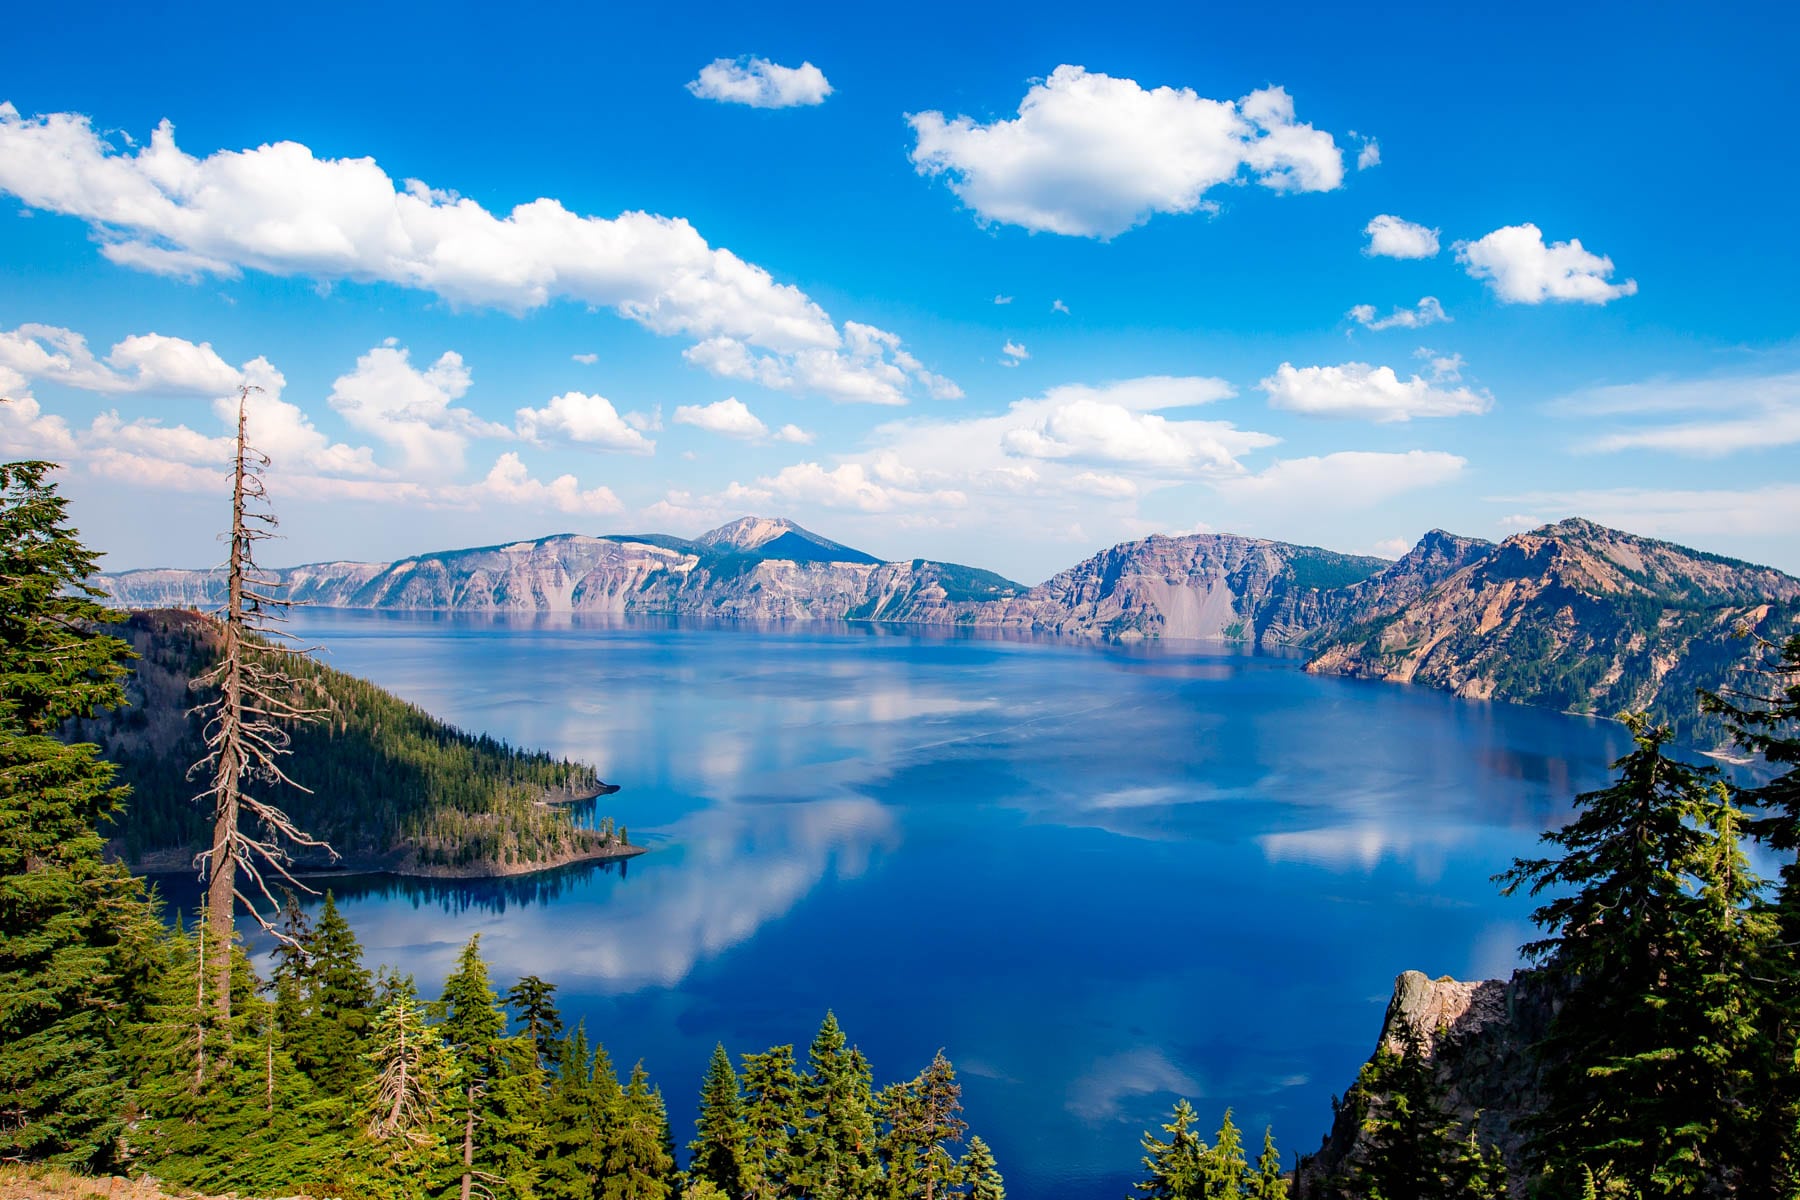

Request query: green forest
[
  {"left": 6, "top": 446, "right": 1800, "bottom": 1200},
  {"left": 72, "top": 608, "right": 629, "bottom": 875}
]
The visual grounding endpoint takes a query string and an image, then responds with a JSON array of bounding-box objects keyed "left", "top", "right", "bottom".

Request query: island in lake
[{"left": 71, "top": 608, "right": 638, "bottom": 880}]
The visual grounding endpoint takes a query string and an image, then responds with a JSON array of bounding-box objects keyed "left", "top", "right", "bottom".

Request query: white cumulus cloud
[
  {"left": 1260, "top": 361, "right": 1490, "bottom": 422},
  {"left": 516, "top": 390, "right": 656, "bottom": 455},
  {"left": 907, "top": 65, "right": 1343, "bottom": 238},
  {"left": 327, "top": 343, "right": 509, "bottom": 474},
  {"left": 0, "top": 323, "right": 244, "bottom": 394},
  {"left": 1363, "top": 215, "right": 1439, "bottom": 259},
  {"left": 1455, "top": 223, "right": 1637, "bottom": 304},
  {"left": 674, "top": 396, "right": 769, "bottom": 440},
  {"left": 450, "top": 452, "right": 623, "bottom": 515},
  {"left": 687, "top": 57, "right": 833, "bottom": 108},
  {"left": 1001, "top": 340, "right": 1028, "bottom": 367},
  {"left": 0, "top": 102, "right": 951, "bottom": 404}
]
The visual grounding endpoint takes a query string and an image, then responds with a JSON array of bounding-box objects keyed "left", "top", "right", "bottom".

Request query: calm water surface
[{"left": 159, "top": 610, "right": 1640, "bottom": 1198}]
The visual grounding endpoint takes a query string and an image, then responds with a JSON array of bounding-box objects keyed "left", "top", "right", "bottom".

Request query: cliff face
[
  {"left": 1294, "top": 969, "right": 1554, "bottom": 1196},
  {"left": 1304, "top": 519, "right": 1800, "bottom": 741},
  {"left": 94, "top": 515, "right": 1800, "bottom": 740}
]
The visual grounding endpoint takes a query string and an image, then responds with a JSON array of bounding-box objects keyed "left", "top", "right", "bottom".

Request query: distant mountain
[
  {"left": 92, "top": 515, "right": 1800, "bottom": 742},
  {"left": 73, "top": 610, "right": 633, "bottom": 878},
  {"left": 1305, "top": 519, "right": 1800, "bottom": 742}
]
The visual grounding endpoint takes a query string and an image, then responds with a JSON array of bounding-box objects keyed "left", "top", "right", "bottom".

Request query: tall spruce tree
[
  {"left": 691, "top": 1041, "right": 749, "bottom": 1198},
  {"left": 600, "top": 1061, "right": 677, "bottom": 1200},
  {"left": 958, "top": 1135, "right": 1005, "bottom": 1200},
  {"left": 1248, "top": 1129, "right": 1286, "bottom": 1200},
  {"left": 540, "top": 1022, "right": 606, "bottom": 1200},
  {"left": 1701, "top": 632, "right": 1800, "bottom": 1191},
  {"left": 506, "top": 973, "right": 564, "bottom": 1070},
  {"left": 296, "top": 890, "right": 375, "bottom": 1097},
  {"left": 438, "top": 933, "right": 509, "bottom": 1200},
  {"left": 1498, "top": 713, "right": 1759, "bottom": 1196},
  {"left": 1135, "top": 1099, "right": 1207, "bottom": 1199},
  {"left": 878, "top": 1050, "right": 966, "bottom": 1200},
  {"left": 791, "top": 1012, "right": 882, "bottom": 1200},
  {"left": 740, "top": 1043, "right": 801, "bottom": 1200},
  {"left": 0, "top": 457, "right": 160, "bottom": 1168}
]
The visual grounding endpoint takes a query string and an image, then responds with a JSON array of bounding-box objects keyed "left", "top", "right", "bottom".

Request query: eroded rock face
[
  {"left": 1294, "top": 969, "right": 1556, "bottom": 1197},
  {"left": 1304, "top": 519, "right": 1800, "bottom": 742}
]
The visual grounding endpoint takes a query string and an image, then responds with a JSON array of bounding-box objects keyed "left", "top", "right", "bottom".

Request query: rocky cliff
[
  {"left": 95, "top": 515, "right": 1800, "bottom": 741},
  {"left": 1305, "top": 518, "right": 1800, "bottom": 741},
  {"left": 1294, "top": 969, "right": 1554, "bottom": 1196}
]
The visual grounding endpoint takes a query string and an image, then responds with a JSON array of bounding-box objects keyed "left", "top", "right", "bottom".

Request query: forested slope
[{"left": 73, "top": 609, "right": 631, "bottom": 877}]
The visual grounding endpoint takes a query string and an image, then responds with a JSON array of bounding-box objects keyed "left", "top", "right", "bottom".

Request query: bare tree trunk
[
  {"left": 194, "top": 918, "right": 206, "bottom": 1090},
  {"left": 461, "top": 1081, "right": 476, "bottom": 1200},
  {"left": 189, "top": 388, "right": 335, "bottom": 1069}
]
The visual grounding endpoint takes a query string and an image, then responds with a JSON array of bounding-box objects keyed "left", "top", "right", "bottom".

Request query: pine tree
[
  {"left": 362, "top": 976, "right": 459, "bottom": 1187},
  {"left": 1343, "top": 1026, "right": 1470, "bottom": 1200},
  {"left": 691, "top": 1042, "right": 748, "bottom": 1198},
  {"left": 1135, "top": 1099, "right": 1206, "bottom": 1199},
  {"left": 879, "top": 1050, "right": 967, "bottom": 1200},
  {"left": 540, "top": 1023, "right": 605, "bottom": 1200},
  {"left": 0, "top": 458, "right": 160, "bottom": 1169},
  {"left": 1198, "top": 1110, "right": 1246, "bottom": 1199},
  {"left": 791, "top": 1012, "right": 881, "bottom": 1200},
  {"left": 740, "top": 1044, "right": 801, "bottom": 1200},
  {"left": 438, "top": 933, "right": 509, "bottom": 1200},
  {"left": 958, "top": 1135, "right": 1005, "bottom": 1200},
  {"left": 1701, "top": 632, "right": 1800, "bottom": 1192},
  {"left": 506, "top": 973, "right": 565, "bottom": 1070},
  {"left": 600, "top": 1061, "right": 676, "bottom": 1200},
  {"left": 298, "top": 890, "right": 375, "bottom": 1097},
  {"left": 1249, "top": 1129, "right": 1286, "bottom": 1200},
  {"left": 1498, "top": 713, "right": 1751, "bottom": 1196}
]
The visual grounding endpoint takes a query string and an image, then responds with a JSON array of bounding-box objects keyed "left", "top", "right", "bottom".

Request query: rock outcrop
[
  {"left": 1305, "top": 519, "right": 1800, "bottom": 741},
  {"left": 1295, "top": 969, "right": 1555, "bottom": 1195}
]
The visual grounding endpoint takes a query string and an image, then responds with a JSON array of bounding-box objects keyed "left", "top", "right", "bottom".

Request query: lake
[{"left": 153, "top": 609, "right": 1639, "bottom": 1197}]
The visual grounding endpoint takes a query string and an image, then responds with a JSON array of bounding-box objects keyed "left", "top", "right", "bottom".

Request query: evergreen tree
[
  {"left": 296, "top": 890, "right": 375, "bottom": 1097},
  {"left": 1198, "top": 1110, "right": 1246, "bottom": 1199},
  {"left": 540, "top": 1022, "right": 606, "bottom": 1200},
  {"left": 437, "top": 934, "right": 510, "bottom": 1200},
  {"left": 1249, "top": 1129, "right": 1286, "bottom": 1200},
  {"left": 362, "top": 975, "right": 459, "bottom": 1191},
  {"left": 1340, "top": 1026, "right": 1483, "bottom": 1200},
  {"left": 600, "top": 1061, "right": 677, "bottom": 1200},
  {"left": 1498, "top": 713, "right": 1757, "bottom": 1196},
  {"left": 507, "top": 972, "right": 565, "bottom": 1070},
  {"left": 0, "top": 458, "right": 159, "bottom": 1169},
  {"left": 958, "top": 1135, "right": 1005, "bottom": 1200},
  {"left": 791, "top": 1012, "right": 881, "bottom": 1200},
  {"left": 1701, "top": 632, "right": 1800, "bottom": 1192},
  {"left": 879, "top": 1050, "right": 966, "bottom": 1200},
  {"left": 1135, "top": 1099, "right": 1206, "bottom": 1199},
  {"left": 691, "top": 1042, "right": 748, "bottom": 1199},
  {"left": 740, "top": 1044, "right": 801, "bottom": 1200}
]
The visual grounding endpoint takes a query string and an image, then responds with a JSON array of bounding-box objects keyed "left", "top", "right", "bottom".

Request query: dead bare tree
[{"left": 188, "top": 386, "right": 334, "bottom": 1034}]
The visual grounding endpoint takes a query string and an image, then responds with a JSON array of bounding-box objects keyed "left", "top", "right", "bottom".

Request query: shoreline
[{"left": 117, "top": 837, "right": 647, "bottom": 882}]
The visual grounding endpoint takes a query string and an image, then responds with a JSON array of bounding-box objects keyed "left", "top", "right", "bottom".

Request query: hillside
[
  {"left": 1304, "top": 519, "right": 1800, "bottom": 742},
  {"left": 92, "top": 515, "right": 1800, "bottom": 741},
  {"left": 74, "top": 610, "right": 635, "bottom": 878}
]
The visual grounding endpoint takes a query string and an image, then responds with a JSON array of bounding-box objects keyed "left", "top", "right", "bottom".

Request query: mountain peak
[
  {"left": 694, "top": 516, "right": 804, "bottom": 552},
  {"left": 694, "top": 517, "right": 883, "bottom": 566}
]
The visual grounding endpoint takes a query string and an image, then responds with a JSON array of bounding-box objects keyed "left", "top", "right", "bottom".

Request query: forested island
[{"left": 73, "top": 608, "right": 635, "bottom": 879}]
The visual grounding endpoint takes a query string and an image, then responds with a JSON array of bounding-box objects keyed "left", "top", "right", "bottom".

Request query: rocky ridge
[{"left": 95, "top": 516, "right": 1800, "bottom": 740}]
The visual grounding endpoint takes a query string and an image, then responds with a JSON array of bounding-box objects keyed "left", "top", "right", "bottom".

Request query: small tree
[
  {"left": 690, "top": 1042, "right": 748, "bottom": 1199},
  {"left": 189, "top": 388, "right": 332, "bottom": 1032}
]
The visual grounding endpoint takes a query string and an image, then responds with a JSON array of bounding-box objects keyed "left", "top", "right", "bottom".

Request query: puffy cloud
[
  {"left": 906, "top": 66, "right": 1343, "bottom": 238},
  {"left": 1259, "top": 361, "right": 1490, "bottom": 422},
  {"left": 1356, "top": 138, "right": 1381, "bottom": 170},
  {"left": 516, "top": 390, "right": 656, "bottom": 455},
  {"left": 1346, "top": 296, "right": 1449, "bottom": 332},
  {"left": 1455, "top": 223, "right": 1637, "bottom": 304},
  {"left": 674, "top": 396, "right": 768, "bottom": 440},
  {"left": 0, "top": 394, "right": 77, "bottom": 458},
  {"left": 327, "top": 343, "right": 509, "bottom": 474},
  {"left": 0, "top": 103, "right": 950, "bottom": 403},
  {"left": 449, "top": 452, "right": 623, "bottom": 515},
  {"left": 686, "top": 57, "right": 832, "bottom": 108},
  {"left": 1000, "top": 395, "right": 1269, "bottom": 470},
  {"left": 1362, "top": 214, "right": 1439, "bottom": 259},
  {"left": 0, "top": 323, "right": 243, "bottom": 394},
  {"left": 1413, "top": 348, "right": 1466, "bottom": 383},
  {"left": 775, "top": 424, "right": 814, "bottom": 445},
  {"left": 1217, "top": 450, "right": 1467, "bottom": 507},
  {"left": 1001, "top": 340, "right": 1028, "bottom": 366}
]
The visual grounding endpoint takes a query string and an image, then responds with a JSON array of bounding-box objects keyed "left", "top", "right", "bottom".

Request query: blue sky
[{"left": 1, "top": 0, "right": 1795, "bottom": 582}]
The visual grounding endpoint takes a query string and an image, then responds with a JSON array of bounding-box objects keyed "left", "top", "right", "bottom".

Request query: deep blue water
[{"left": 153, "top": 610, "right": 1642, "bottom": 1198}]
